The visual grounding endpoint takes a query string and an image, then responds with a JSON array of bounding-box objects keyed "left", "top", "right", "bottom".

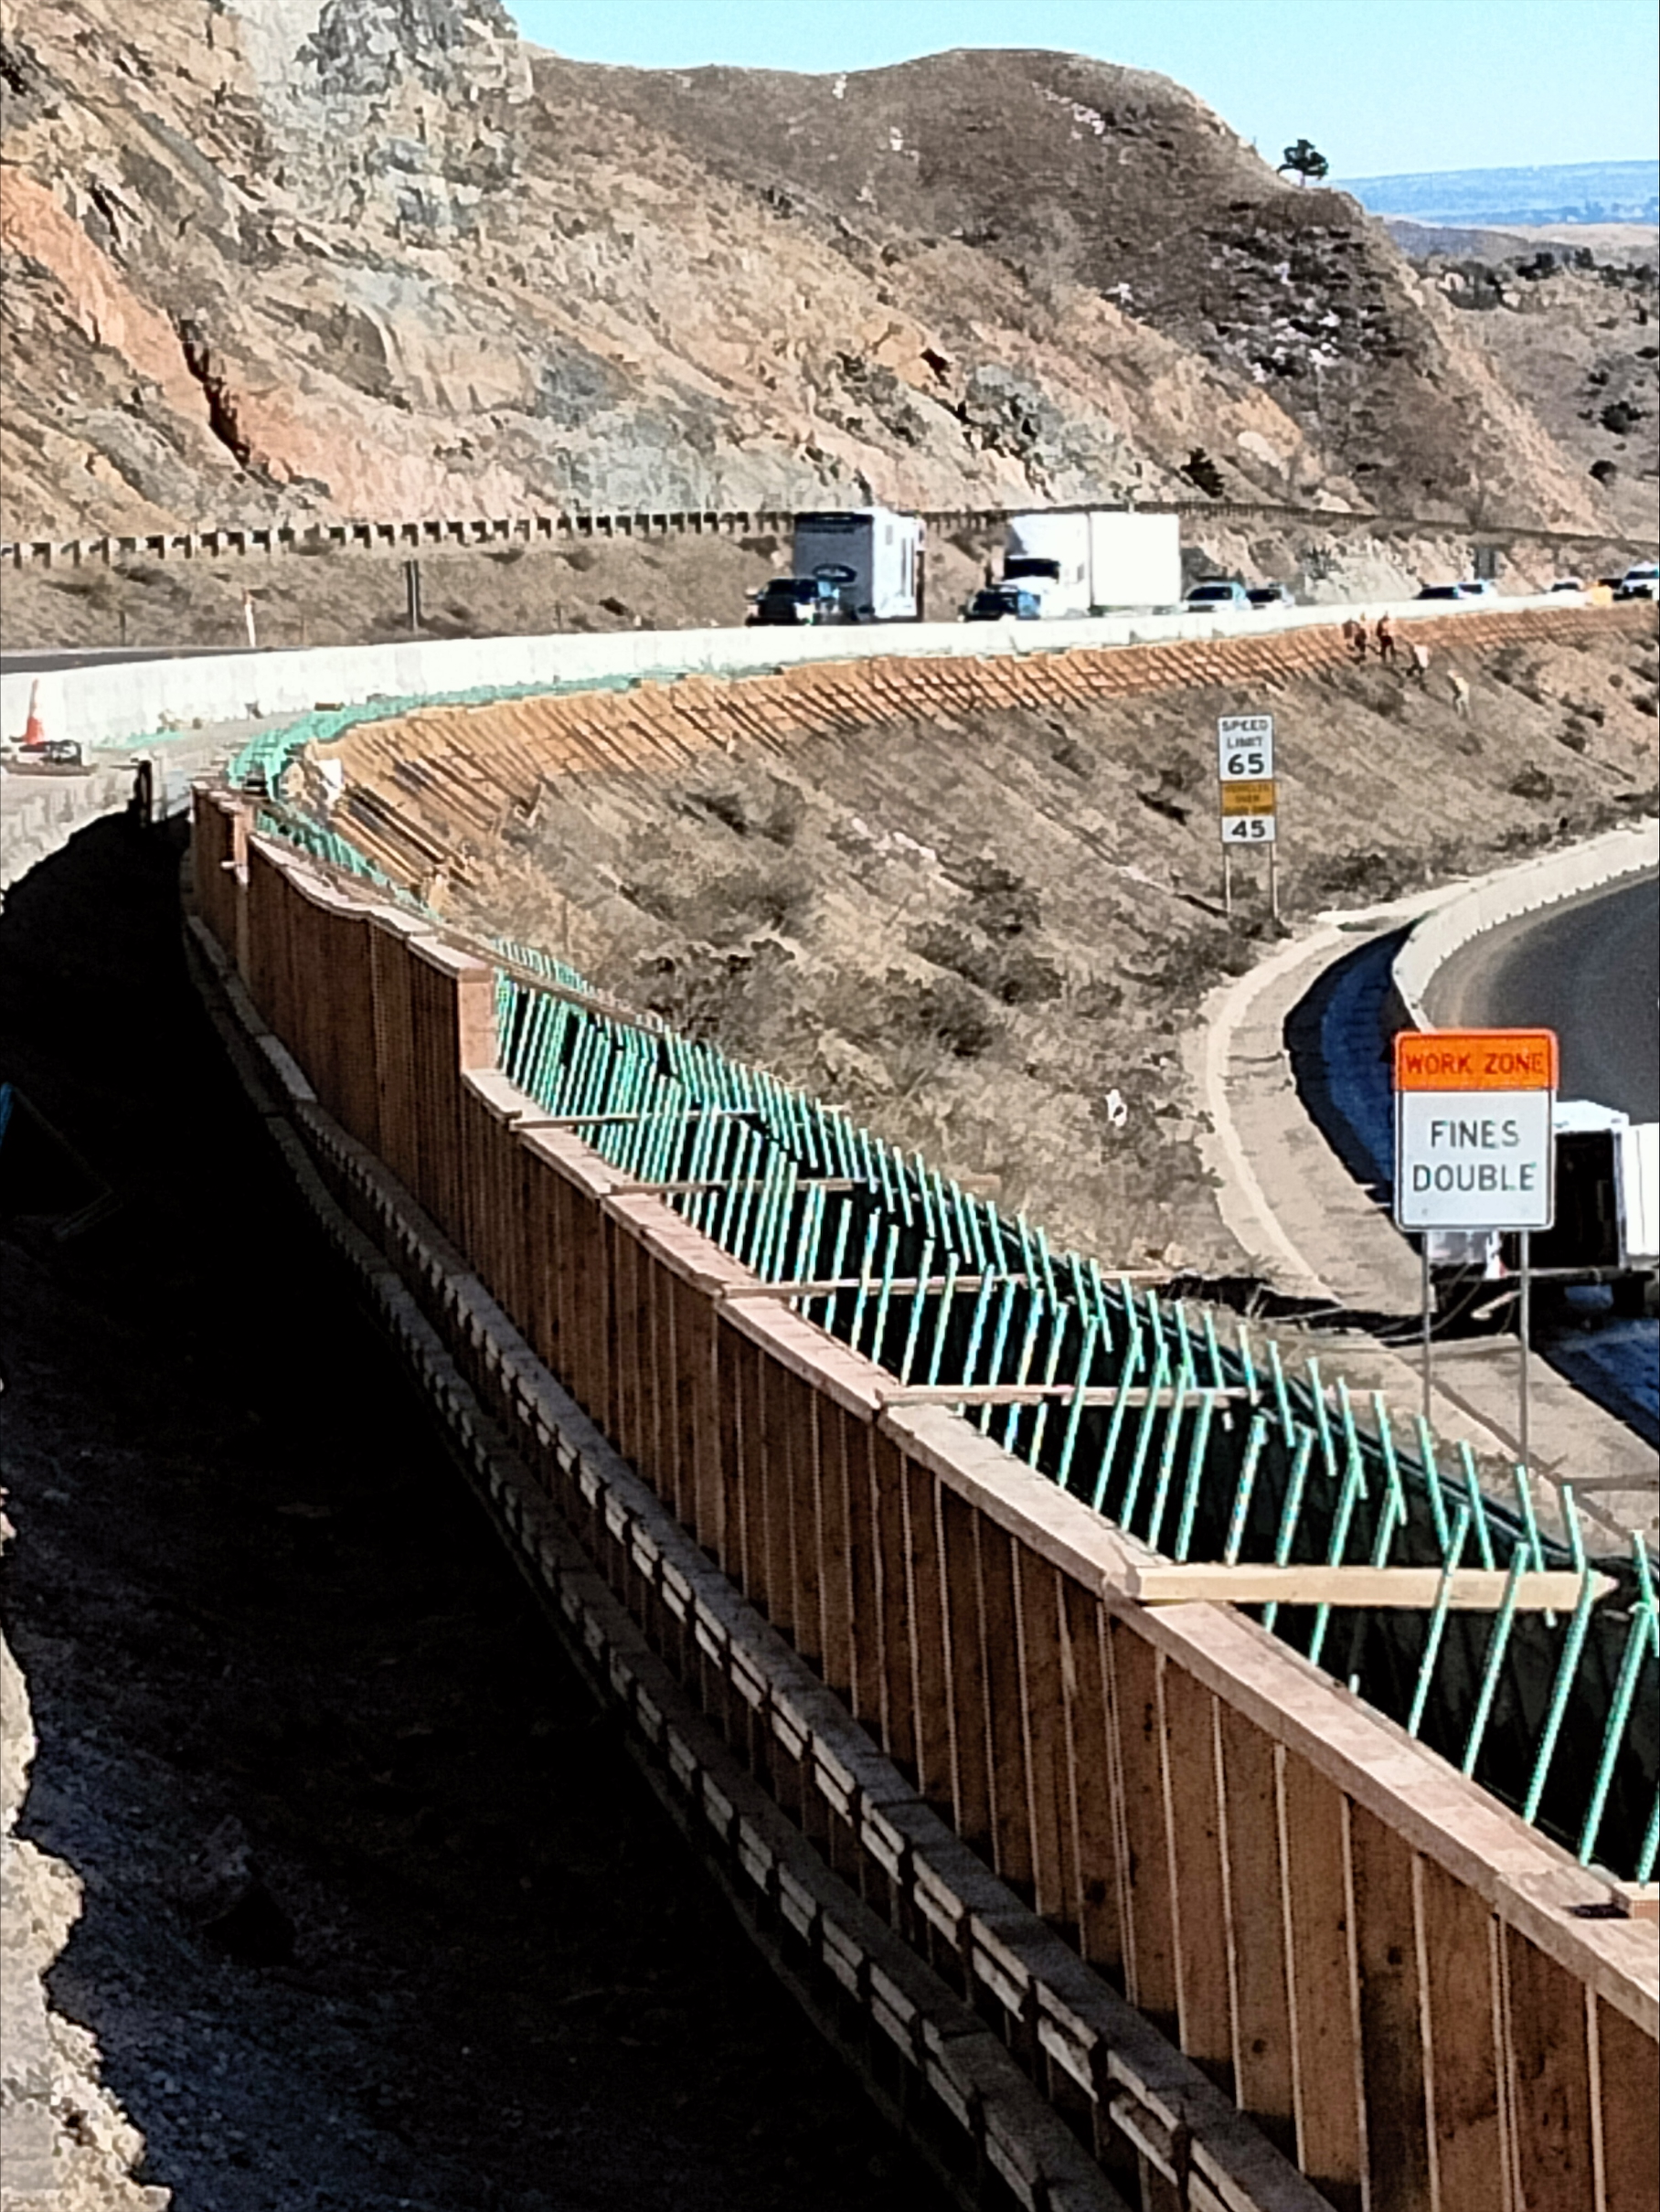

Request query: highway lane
[
  {"left": 1425, "top": 869, "right": 1659, "bottom": 1121},
  {"left": 1, "top": 646, "right": 250, "bottom": 675}
]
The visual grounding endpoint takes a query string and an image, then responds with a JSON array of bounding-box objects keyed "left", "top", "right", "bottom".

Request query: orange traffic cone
[{"left": 21, "top": 680, "right": 47, "bottom": 751}]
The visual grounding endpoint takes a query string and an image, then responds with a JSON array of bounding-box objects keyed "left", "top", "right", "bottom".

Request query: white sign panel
[
  {"left": 1217, "top": 715, "right": 1274, "bottom": 782},
  {"left": 1394, "top": 1090, "right": 1554, "bottom": 1230},
  {"left": 1219, "top": 813, "right": 1277, "bottom": 845}
]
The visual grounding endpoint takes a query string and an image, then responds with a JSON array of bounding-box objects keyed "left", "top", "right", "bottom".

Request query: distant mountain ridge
[{"left": 1339, "top": 160, "right": 1658, "bottom": 229}]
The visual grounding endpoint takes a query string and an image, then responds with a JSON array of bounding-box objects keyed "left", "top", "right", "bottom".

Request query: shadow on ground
[{"left": 0, "top": 814, "right": 942, "bottom": 2212}]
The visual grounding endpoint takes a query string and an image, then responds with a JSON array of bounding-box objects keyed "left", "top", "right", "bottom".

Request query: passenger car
[
  {"left": 748, "top": 577, "right": 845, "bottom": 626},
  {"left": 1185, "top": 580, "right": 1251, "bottom": 611},
  {"left": 964, "top": 586, "right": 1042, "bottom": 622}
]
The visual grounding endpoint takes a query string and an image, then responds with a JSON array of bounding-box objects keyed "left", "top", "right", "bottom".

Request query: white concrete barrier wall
[
  {"left": 0, "top": 594, "right": 1578, "bottom": 752},
  {"left": 1392, "top": 821, "right": 1660, "bottom": 1029}
]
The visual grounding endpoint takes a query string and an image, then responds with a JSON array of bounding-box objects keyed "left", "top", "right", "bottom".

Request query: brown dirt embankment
[{"left": 317, "top": 606, "right": 1659, "bottom": 1279}]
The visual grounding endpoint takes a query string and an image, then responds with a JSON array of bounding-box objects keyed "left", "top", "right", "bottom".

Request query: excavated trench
[{"left": 0, "top": 814, "right": 945, "bottom": 2212}]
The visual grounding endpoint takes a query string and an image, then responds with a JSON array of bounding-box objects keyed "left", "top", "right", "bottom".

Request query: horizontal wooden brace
[
  {"left": 880, "top": 1383, "right": 1249, "bottom": 1408},
  {"left": 721, "top": 1272, "right": 1037, "bottom": 1300},
  {"left": 609, "top": 1175, "right": 857, "bottom": 1196},
  {"left": 1126, "top": 1563, "right": 1614, "bottom": 1611}
]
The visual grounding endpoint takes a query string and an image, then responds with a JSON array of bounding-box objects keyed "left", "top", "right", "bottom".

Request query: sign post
[
  {"left": 1217, "top": 716, "right": 1278, "bottom": 918},
  {"left": 1393, "top": 1026, "right": 1558, "bottom": 1466}
]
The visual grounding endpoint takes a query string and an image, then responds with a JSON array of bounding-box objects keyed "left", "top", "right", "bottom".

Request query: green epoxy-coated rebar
[
  {"left": 1225, "top": 1414, "right": 1269, "bottom": 1564},
  {"left": 818, "top": 1196, "right": 855, "bottom": 1329},
  {"left": 1306, "top": 1360, "right": 1337, "bottom": 1489},
  {"left": 1087, "top": 1259, "right": 1113, "bottom": 1356},
  {"left": 1091, "top": 1331, "right": 1144, "bottom": 1514},
  {"left": 1578, "top": 1574, "right": 1656, "bottom": 1865},
  {"left": 1268, "top": 1340, "right": 1295, "bottom": 1450},
  {"left": 847, "top": 1213, "right": 882, "bottom": 1352},
  {"left": 1337, "top": 1382, "right": 1369, "bottom": 1502},
  {"left": 1025, "top": 1304, "right": 1071, "bottom": 1465},
  {"left": 1524, "top": 1566, "right": 1601, "bottom": 1824},
  {"left": 1308, "top": 1430, "right": 1368, "bottom": 1670},
  {"left": 898, "top": 1239, "right": 936, "bottom": 1385},
  {"left": 1174, "top": 1301, "right": 1198, "bottom": 1388},
  {"left": 1174, "top": 1394, "right": 1218, "bottom": 1562},
  {"left": 925, "top": 1255, "right": 961, "bottom": 1388},
  {"left": 867, "top": 1224, "right": 902, "bottom": 1366},
  {"left": 1120, "top": 1335, "right": 1171, "bottom": 1530},
  {"left": 978, "top": 1278, "right": 1021, "bottom": 1436},
  {"left": 1414, "top": 1417, "right": 1452, "bottom": 1555},
  {"left": 1001, "top": 1290, "right": 1049, "bottom": 1451},
  {"left": 1463, "top": 1543, "right": 1529, "bottom": 1776},
  {"left": 1460, "top": 1443, "right": 1497, "bottom": 1572},
  {"left": 1261, "top": 1428, "right": 1315, "bottom": 1635},
  {"left": 957, "top": 1271, "right": 995, "bottom": 1395},
  {"left": 1409, "top": 1504, "right": 1471, "bottom": 1739},
  {"left": 1054, "top": 1317, "right": 1100, "bottom": 1495},
  {"left": 1635, "top": 1798, "right": 1659, "bottom": 1886},
  {"left": 1145, "top": 1377, "right": 1190, "bottom": 1556}
]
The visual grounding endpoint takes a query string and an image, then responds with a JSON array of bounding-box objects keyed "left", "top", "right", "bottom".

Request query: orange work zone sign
[{"left": 1393, "top": 1027, "right": 1559, "bottom": 1093}]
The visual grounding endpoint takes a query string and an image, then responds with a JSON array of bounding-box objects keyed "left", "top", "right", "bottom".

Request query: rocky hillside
[
  {"left": 1403, "top": 239, "right": 1658, "bottom": 542},
  {"left": 0, "top": 0, "right": 1630, "bottom": 543}
]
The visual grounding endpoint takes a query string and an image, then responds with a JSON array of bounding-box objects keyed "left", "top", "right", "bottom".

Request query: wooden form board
[{"left": 203, "top": 790, "right": 1660, "bottom": 2212}]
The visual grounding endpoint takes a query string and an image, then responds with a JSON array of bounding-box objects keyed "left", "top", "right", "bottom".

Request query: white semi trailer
[
  {"left": 792, "top": 508, "right": 925, "bottom": 622},
  {"left": 1002, "top": 509, "right": 1182, "bottom": 618}
]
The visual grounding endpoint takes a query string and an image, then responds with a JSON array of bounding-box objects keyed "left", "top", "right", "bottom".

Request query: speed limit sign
[
  {"left": 1217, "top": 715, "right": 1281, "bottom": 912},
  {"left": 1217, "top": 716, "right": 1274, "bottom": 781}
]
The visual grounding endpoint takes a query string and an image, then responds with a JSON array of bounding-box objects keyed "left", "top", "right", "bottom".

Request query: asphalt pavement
[{"left": 1425, "top": 870, "right": 1659, "bottom": 1121}]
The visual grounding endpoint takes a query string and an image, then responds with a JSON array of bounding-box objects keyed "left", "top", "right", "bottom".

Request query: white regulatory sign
[
  {"left": 1393, "top": 1090, "right": 1554, "bottom": 1231},
  {"left": 1219, "top": 813, "right": 1277, "bottom": 844},
  {"left": 1217, "top": 715, "right": 1274, "bottom": 782}
]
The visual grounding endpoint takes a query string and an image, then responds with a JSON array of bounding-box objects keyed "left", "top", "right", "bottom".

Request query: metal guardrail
[{"left": 6, "top": 498, "right": 1656, "bottom": 570}]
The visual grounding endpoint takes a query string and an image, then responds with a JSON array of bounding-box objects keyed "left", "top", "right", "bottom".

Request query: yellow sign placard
[{"left": 1219, "top": 778, "right": 1276, "bottom": 816}]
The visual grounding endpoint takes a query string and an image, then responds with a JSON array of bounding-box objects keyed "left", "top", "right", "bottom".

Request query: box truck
[
  {"left": 792, "top": 508, "right": 925, "bottom": 622},
  {"left": 1001, "top": 509, "right": 1182, "bottom": 618},
  {"left": 1428, "top": 1101, "right": 1659, "bottom": 1317}
]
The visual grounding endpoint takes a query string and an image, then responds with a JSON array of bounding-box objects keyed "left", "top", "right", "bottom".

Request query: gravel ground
[{"left": 0, "top": 814, "right": 942, "bottom": 2212}]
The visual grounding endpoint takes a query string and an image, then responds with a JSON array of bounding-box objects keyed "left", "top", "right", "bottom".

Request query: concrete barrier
[
  {"left": 1393, "top": 821, "right": 1660, "bottom": 1029},
  {"left": 0, "top": 592, "right": 1608, "bottom": 753},
  {"left": 0, "top": 730, "right": 239, "bottom": 898}
]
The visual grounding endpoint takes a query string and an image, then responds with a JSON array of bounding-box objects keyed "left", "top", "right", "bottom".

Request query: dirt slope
[
  {"left": 0, "top": 0, "right": 1617, "bottom": 549},
  {"left": 314, "top": 611, "right": 1659, "bottom": 1278}
]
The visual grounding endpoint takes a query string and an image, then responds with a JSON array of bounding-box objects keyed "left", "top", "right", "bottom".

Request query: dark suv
[
  {"left": 748, "top": 577, "right": 844, "bottom": 626},
  {"left": 965, "top": 586, "right": 1041, "bottom": 622}
]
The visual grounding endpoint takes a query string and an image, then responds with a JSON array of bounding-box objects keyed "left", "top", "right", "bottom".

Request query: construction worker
[
  {"left": 1409, "top": 641, "right": 1431, "bottom": 687},
  {"left": 1376, "top": 612, "right": 1399, "bottom": 665},
  {"left": 1450, "top": 670, "right": 1472, "bottom": 719}
]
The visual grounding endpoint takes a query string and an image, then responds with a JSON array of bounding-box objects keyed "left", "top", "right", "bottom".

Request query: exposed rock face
[
  {"left": 0, "top": 0, "right": 1625, "bottom": 540},
  {"left": 2, "top": 1520, "right": 165, "bottom": 2211}
]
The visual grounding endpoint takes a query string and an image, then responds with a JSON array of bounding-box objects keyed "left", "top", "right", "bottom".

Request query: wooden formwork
[{"left": 195, "top": 788, "right": 1658, "bottom": 2212}]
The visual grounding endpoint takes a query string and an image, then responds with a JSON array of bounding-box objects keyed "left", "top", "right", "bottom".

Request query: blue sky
[{"left": 504, "top": 0, "right": 1660, "bottom": 178}]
